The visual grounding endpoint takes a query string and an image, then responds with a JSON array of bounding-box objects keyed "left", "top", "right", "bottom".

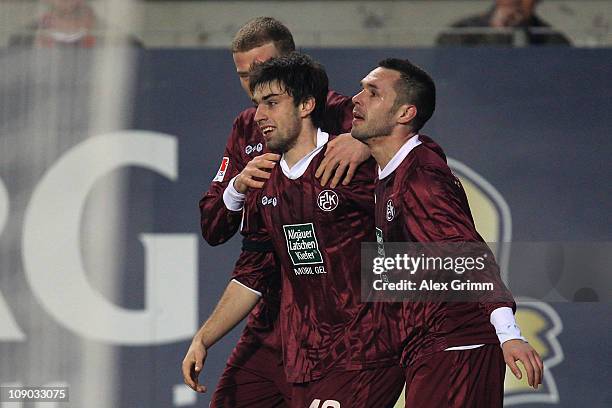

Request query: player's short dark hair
[
  {"left": 378, "top": 58, "right": 436, "bottom": 132},
  {"left": 249, "top": 52, "right": 328, "bottom": 129},
  {"left": 231, "top": 17, "right": 296, "bottom": 55}
]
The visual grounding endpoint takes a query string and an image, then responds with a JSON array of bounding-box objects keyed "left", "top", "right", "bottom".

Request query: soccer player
[
  {"left": 218, "top": 52, "right": 405, "bottom": 407},
  {"left": 351, "top": 58, "right": 544, "bottom": 407},
  {"left": 182, "top": 17, "right": 368, "bottom": 407}
]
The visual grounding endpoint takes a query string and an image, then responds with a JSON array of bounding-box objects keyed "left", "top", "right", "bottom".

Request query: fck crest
[
  {"left": 386, "top": 199, "right": 395, "bottom": 221},
  {"left": 317, "top": 190, "right": 339, "bottom": 212}
]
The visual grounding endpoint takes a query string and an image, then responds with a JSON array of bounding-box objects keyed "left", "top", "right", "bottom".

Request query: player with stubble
[
  {"left": 182, "top": 17, "right": 369, "bottom": 407},
  {"left": 221, "top": 52, "right": 405, "bottom": 407},
  {"left": 351, "top": 58, "right": 544, "bottom": 407}
]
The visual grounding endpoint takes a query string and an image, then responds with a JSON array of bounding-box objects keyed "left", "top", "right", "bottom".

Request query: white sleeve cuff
[
  {"left": 223, "top": 176, "right": 246, "bottom": 211},
  {"left": 490, "top": 307, "right": 526, "bottom": 345},
  {"left": 231, "top": 279, "right": 262, "bottom": 297}
]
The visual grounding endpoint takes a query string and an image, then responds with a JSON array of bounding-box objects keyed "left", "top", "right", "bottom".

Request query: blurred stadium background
[
  {"left": 2, "top": 0, "right": 612, "bottom": 47},
  {"left": 0, "top": 1, "right": 610, "bottom": 407}
]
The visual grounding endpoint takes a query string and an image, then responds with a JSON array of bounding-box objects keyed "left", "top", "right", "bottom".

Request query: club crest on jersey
[
  {"left": 317, "top": 190, "right": 339, "bottom": 212},
  {"left": 245, "top": 143, "right": 263, "bottom": 155},
  {"left": 386, "top": 199, "right": 395, "bottom": 221},
  {"left": 212, "top": 157, "right": 229, "bottom": 182},
  {"left": 261, "top": 196, "right": 277, "bottom": 207}
]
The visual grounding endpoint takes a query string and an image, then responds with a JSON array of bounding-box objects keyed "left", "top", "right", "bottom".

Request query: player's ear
[
  {"left": 299, "top": 96, "right": 316, "bottom": 119},
  {"left": 397, "top": 104, "right": 417, "bottom": 126}
]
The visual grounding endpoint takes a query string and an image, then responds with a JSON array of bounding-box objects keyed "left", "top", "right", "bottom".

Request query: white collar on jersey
[
  {"left": 280, "top": 128, "right": 329, "bottom": 179},
  {"left": 378, "top": 134, "right": 422, "bottom": 180}
]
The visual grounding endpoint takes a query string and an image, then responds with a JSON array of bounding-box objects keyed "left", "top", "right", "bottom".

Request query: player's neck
[
  {"left": 368, "top": 130, "right": 416, "bottom": 170},
  {"left": 284, "top": 122, "right": 318, "bottom": 168}
]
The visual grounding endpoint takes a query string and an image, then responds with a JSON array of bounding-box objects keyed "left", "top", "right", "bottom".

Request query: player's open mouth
[
  {"left": 352, "top": 110, "right": 364, "bottom": 122},
  {"left": 260, "top": 126, "right": 276, "bottom": 135}
]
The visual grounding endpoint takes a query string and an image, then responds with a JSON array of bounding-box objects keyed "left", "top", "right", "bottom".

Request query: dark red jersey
[
  {"left": 374, "top": 135, "right": 515, "bottom": 366},
  {"left": 199, "top": 91, "right": 352, "bottom": 352},
  {"left": 199, "top": 91, "right": 353, "bottom": 245},
  {"left": 238, "top": 133, "right": 399, "bottom": 383}
]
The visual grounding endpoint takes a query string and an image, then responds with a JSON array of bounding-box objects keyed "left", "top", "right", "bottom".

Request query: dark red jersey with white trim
[
  {"left": 374, "top": 135, "right": 515, "bottom": 366},
  {"left": 199, "top": 91, "right": 353, "bottom": 245},
  {"left": 198, "top": 91, "right": 353, "bottom": 351}
]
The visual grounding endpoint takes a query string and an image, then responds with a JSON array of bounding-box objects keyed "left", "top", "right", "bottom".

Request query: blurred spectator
[
  {"left": 9, "top": 0, "right": 143, "bottom": 48},
  {"left": 437, "top": 0, "right": 571, "bottom": 46}
]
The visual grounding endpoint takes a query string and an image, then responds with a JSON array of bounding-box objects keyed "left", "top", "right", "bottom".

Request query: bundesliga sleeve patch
[{"left": 212, "top": 157, "right": 229, "bottom": 182}]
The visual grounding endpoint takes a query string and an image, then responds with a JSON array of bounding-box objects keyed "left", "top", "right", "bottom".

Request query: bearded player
[
  {"left": 182, "top": 17, "right": 368, "bottom": 407},
  {"left": 351, "top": 58, "right": 544, "bottom": 407}
]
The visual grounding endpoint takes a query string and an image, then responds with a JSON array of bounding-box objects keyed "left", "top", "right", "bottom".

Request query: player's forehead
[
  {"left": 361, "top": 67, "right": 400, "bottom": 90},
  {"left": 252, "top": 80, "right": 289, "bottom": 101},
  {"left": 233, "top": 42, "right": 280, "bottom": 73},
  {"left": 361, "top": 67, "right": 400, "bottom": 86}
]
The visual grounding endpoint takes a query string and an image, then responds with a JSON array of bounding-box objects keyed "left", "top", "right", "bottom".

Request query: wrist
[
  {"left": 502, "top": 338, "right": 526, "bottom": 346},
  {"left": 223, "top": 175, "right": 246, "bottom": 211},
  {"left": 193, "top": 332, "right": 209, "bottom": 349},
  {"left": 491, "top": 307, "right": 526, "bottom": 345},
  {"left": 233, "top": 175, "right": 247, "bottom": 194}
]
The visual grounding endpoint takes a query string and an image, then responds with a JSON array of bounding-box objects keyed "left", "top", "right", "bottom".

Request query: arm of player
[
  {"left": 222, "top": 152, "right": 280, "bottom": 213},
  {"left": 199, "top": 117, "right": 249, "bottom": 245},
  {"left": 185, "top": 197, "right": 277, "bottom": 394},
  {"left": 492, "top": 307, "right": 544, "bottom": 389},
  {"left": 402, "top": 166, "right": 516, "bottom": 309},
  {"left": 315, "top": 90, "right": 369, "bottom": 188},
  {"left": 316, "top": 133, "right": 371, "bottom": 188},
  {"left": 182, "top": 280, "right": 261, "bottom": 393},
  {"left": 403, "top": 166, "right": 543, "bottom": 387}
]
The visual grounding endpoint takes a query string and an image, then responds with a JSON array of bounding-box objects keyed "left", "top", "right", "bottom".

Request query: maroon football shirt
[
  {"left": 374, "top": 135, "right": 515, "bottom": 366},
  {"left": 199, "top": 91, "right": 353, "bottom": 245},
  {"left": 238, "top": 135, "right": 399, "bottom": 383},
  {"left": 198, "top": 91, "right": 353, "bottom": 350}
]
